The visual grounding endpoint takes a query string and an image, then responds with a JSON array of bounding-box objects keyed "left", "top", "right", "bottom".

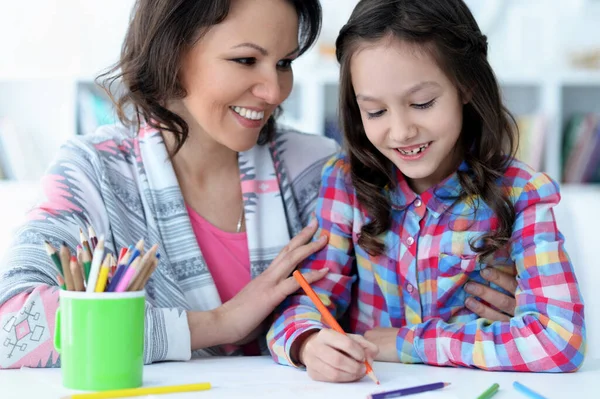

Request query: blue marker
[{"left": 513, "top": 381, "right": 547, "bottom": 399}]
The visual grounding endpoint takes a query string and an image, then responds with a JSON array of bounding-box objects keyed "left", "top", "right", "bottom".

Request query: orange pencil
[{"left": 292, "top": 270, "right": 379, "bottom": 384}]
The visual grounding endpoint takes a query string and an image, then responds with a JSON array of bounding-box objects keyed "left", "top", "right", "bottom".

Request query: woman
[{"left": 0, "top": 0, "right": 517, "bottom": 369}]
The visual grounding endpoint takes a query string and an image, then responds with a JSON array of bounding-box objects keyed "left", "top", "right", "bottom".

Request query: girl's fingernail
[
  {"left": 320, "top": 267, "right": 329, "bottom": 273},
  {"left": 481, "top": 268, "right": 492, "bottom": 279},
  {"left": 309, "top": 219, "right": 318, "bottom": 227},
  {"left": 319, "top": 235, "right": 327, "bottom": 242}
]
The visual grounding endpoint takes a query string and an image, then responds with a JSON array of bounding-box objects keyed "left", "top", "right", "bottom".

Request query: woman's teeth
[
  {"left": 398, "top": 142, "right": 430, "bottom": 155},
  {"left": 232, "top": 106, "right": 264, "bottom": 121}
]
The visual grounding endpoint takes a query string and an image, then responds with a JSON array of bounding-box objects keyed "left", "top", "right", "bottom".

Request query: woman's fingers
[
  {"left": 278, "top": 268, "right": 329, "bottom": 297},
  {"left": 465, "top": 281, "right": 516, "bottom": 315},
  {"left": 480, "top": 267, "right": 518, "bottom": 294},
  {"left": 465, "top": 297, "right": 511, "bottom": 322},
  {"left": 272, "top": 235, "right": 328, "bottom": 280},
  {"left": 272, "top": 220, "right": 319, "bottom": 264}
]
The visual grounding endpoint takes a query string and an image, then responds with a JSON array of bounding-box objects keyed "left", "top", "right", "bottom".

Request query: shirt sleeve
[
  {"left": 0, "top": 138, "right": 192, "bottom": 368},
  {"left": 395, "top": 172, "right": 586, "bottom": 372},
  {"left": 267, "top": 155, "right": 358, "bottom": 367}
]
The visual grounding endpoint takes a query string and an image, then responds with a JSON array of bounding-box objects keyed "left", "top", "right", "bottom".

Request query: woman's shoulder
[
  {"left": 273, "top": 126, "right": 340, "bottom": 156},
  {"left": 271, "top": 126, "right": 341, "bottom": 173}
]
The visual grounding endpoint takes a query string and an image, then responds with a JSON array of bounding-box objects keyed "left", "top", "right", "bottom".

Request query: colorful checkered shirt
[{"left": 267, "top": 153, "right": 586, "bottom": 372}]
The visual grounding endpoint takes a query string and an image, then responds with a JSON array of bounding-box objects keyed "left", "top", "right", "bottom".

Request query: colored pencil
[
  {"left": 292, "top": 270, "right": 379, "bottom": 385},
  {"left": 115, "top": 256, "right": 141, "bottom": 292},
  {"left": 86, "top": 237, "right": 105, "bottom": 293},
  {"left": 136, "top": 255, "right": 159, "bottom": 290},
  {"left": 59, "top": 243, "right": 74, "bottom": 291},
  {"left": 70, "top": 255, "right": 85, "bottom": 292},
  {"left": 60, "top": 382, "right": 211, "bottom": 399},
  {"left": 369, "top": 382, "right": 450, "bottom": 399},
  {"left": 88, "top": 225, "right": 98, "bottom": 250},
  {"left": 107, "top": 246, "right": 134, "bottom": 292},
  {"left": 79, "top": 228, "right": 92, "bottom": 260},
  {"left": 127, "top": 244, "right": 158, "bottom": 291},
  {"left": 81, "top": 245, "right": 92, "bottom": 284},
  {"left": 513, "top": 381, "right": 547, "bottom": 399},
  {"left": 476, "top": 383, "right": 500, "bottom": 399},
  {"left": 95, "top": 254, "right": 112, "bottom": 293},
  {"left": 44, "top": 241, "right": 63, "bottom": 276}
]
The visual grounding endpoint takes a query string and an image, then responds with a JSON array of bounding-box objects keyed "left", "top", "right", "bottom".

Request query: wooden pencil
[
  {"left": 136, "top": 256, "right": 159, "bottom": 291},
  {"left": 79, "top": 228, "right": 92, "bottom": 261},
  {"left": 60, "top": 243, "right": 74, "bottom": 291},
  {"left": 128, "top": 245, "right": 158, "bottom": 291},
  {"left": 87, "top": 225, "right": 98, "bottom": 250},
  {"left": 95, "top": 253, "right": 112, "bottom": 293},
  {"left": 292, "top": 270, "right": 379, "bottom": 385},
  {"left": 86, "top": 238, "right": 105, "bottom": 293},
  {"left": 70, "top": 256, "right": 85, "bottom": 292},
  {"left": 44, "top": 241, "right": 63, "bottom": 276},
  {"left": 81, "top": 244, "right": 92, "bottom": 284}
]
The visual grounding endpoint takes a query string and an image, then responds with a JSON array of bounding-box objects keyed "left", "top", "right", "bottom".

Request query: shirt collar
[{"left": 387, "top": 160, "right": 467, "bottom": 218}]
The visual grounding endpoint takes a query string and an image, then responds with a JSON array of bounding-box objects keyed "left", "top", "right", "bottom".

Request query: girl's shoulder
[{"left": 502, "top": 157, "right": 561, "bottom": 206}]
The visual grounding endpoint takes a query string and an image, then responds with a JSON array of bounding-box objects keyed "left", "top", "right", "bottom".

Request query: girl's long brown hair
[
  {"left": 98, "top": 0, "right": 321, "bottom": 155},
  {"left": 336, "top": 0, "right": 518, "bottom": 258}
]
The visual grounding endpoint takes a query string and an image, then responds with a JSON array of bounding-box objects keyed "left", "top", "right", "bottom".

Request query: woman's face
[{"left": 176, "top": 0, "right": 299, "bottom": 152}]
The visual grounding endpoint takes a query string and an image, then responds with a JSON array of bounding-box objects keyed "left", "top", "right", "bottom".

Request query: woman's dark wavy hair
[
  {"left": 335, "top": 0, "right": 518, "bottom": 259},
  {"left": 98, "top": 0, "right": 321, "bottom": 155}
]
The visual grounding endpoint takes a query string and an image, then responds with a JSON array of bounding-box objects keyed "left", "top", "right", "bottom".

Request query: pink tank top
[{"left": 186, "top": 204, "right": 250, "bottom": 303}]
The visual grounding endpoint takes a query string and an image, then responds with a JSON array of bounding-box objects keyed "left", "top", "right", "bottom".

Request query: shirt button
[
  {"left": 414, "top": 199, "right": 422, "bottom": 207},
  {"left": 407, "top": 284, "right": 414, "bottom": 293},
  {"left": 406, "top": 236, "right": 415, "bottom": 246}
]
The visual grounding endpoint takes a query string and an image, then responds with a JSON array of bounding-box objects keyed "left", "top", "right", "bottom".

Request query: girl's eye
[
  {"left": 367, "top": 110, "right": 386, "bottom": 119},
  {"left": 412, "top": 99, "right": 436, "bottom": 110},
  {"left": 231, "top": 58, "right": 257, "bottom": 66},
  {"left": 277, "top": 59, "right": 294, "bottom": 70}
]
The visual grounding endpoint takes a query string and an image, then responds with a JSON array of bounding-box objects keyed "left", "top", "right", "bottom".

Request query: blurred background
[{"left": 0, "top": 0, "right": 598, "bottom": 350}]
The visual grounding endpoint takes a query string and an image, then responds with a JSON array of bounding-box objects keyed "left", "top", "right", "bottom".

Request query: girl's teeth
[{"left": 399, "top": 143, "right": 429, "bottom": 155}]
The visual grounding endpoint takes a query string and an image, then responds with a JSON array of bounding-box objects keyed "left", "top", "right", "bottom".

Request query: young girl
[{"left": 267, "top": 0, "right": 586, "bottom": 381}]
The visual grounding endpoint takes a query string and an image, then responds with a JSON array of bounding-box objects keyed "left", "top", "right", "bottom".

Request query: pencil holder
[{"left": 54, "top": 290, "right": 145, "bottom": 391}]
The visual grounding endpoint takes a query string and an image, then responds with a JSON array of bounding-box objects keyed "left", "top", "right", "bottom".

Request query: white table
[{"left": 0, "top": 356, "right": 598, "bottom": 399}]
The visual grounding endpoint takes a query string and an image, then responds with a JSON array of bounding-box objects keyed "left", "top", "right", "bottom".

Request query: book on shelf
[
  {"left": 563, "top": 113, "right": 600, "bottom": 184},
  {"left": 76, "top": 84, "right": 118, "bottom": 136},
  {"left": 0, "top": 117, "right": 48, "bottom": 181},
  {"left": 515, "top": 114, "right": 547, "bottom": 171}
]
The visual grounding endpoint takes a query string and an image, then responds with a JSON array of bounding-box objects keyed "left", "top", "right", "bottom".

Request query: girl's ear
[{"left": 461, "top": 87, "right": 473, "bottom": 104}]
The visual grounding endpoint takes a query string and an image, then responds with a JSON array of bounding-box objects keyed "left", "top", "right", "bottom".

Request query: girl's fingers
[
  {"left": 465, "top": 281, "right": 516, "bottom": 315},
  {"left": 466, "top": 297, "right": 511, "bottom": 322},
  {"left": 481, "top": 267, "right": 518, "bottom": 294}
]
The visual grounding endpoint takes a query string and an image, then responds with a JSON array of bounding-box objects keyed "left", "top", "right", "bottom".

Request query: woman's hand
[
  {"left": 298, "top": 329, "right": 379, "bottom": 383},
  {"left": 215, "top": 220, "right": 329, "bottom": 344},
  {"left": 464, "top": 267, "right": 518, "bottom": 322}
]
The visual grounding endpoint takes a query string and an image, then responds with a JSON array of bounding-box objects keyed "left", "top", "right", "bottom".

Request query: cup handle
[{"left": 54, "top": 307, "right": 61, "bottom": 353}]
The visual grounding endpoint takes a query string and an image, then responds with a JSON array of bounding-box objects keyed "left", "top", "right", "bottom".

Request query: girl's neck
[{"left": 406, "top": 147, "right": 463, "bottom": 195}]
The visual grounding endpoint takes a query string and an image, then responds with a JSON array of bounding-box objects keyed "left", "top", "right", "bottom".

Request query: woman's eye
[
  {"left": 232, "top": 58, "right": 257, "bottom": 66},
  {"left": 277, "top": 59, "right": 294, "bottom": 70}
]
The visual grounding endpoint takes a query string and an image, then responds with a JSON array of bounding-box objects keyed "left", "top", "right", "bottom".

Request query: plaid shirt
[{"left": 267, "top": 153, "right": 586, "bottom": 372}]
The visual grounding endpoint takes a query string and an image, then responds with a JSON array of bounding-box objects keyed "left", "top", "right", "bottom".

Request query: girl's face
[
  {"left": 174, "top": 0, "right": 299, "bottom": 152},
  {"left": 351, "top": 37, "right": 466, "bottom": 194}
]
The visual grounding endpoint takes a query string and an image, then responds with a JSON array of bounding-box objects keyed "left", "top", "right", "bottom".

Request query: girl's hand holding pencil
[{"left": 45, "top": 226, "right": 160, "bottom": 293}]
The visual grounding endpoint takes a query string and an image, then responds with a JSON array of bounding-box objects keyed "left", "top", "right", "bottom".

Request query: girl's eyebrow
[{"left": 356, "top": 81, "right": 441, "bottom": 103}]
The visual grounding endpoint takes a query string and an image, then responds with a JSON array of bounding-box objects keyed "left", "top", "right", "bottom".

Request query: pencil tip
[
  {"left": 444, "top": 382, "right": 451, "bottom": 387},
  {"left": 366, "top": 370, "right": 379, "bottom": 385}
]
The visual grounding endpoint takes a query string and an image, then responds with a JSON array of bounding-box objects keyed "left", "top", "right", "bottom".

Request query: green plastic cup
[{"left": 54, "top": 290, "right": 145, "bottom": 391}]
